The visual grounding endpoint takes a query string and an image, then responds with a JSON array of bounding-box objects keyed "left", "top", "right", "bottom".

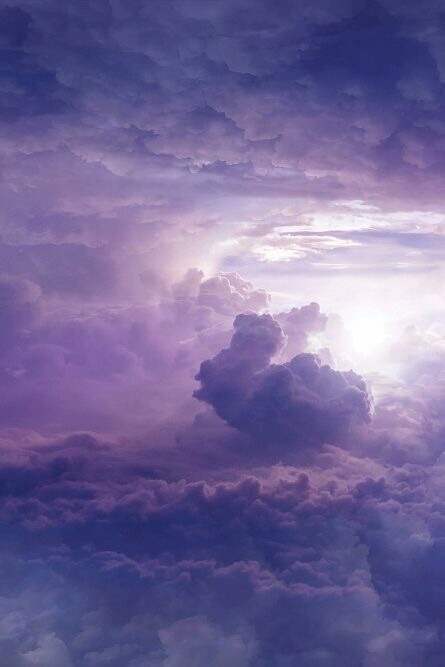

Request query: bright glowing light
[{"left": 347, "top": 312, "right": 388, "bottom": 356}]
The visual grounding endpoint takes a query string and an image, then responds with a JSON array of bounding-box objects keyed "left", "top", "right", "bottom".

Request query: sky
[{"left": 1, "top": 0, "right": 445, "bottom": 665}]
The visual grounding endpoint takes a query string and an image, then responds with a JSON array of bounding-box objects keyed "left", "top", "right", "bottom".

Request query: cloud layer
[{"left": 2, "top": 0, "right": 445, "bottom": 665}]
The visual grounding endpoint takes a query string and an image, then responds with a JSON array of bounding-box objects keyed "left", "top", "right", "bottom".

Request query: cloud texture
[{"left": 1, "top": 0, "right": 445, "bottom": 665}]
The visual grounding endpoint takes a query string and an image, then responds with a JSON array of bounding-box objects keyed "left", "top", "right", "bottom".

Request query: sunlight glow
[{"left": 347, "top": 312, "right": 389, "bottom": 356}]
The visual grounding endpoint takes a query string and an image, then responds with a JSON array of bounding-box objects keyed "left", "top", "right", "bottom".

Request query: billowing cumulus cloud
[{"left": 195, "top": 313, "right": 370, "bottom": 449}]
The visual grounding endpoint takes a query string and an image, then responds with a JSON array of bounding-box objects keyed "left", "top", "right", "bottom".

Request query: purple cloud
[
  {"left": 195, "top": 313, "right": 370, "bottom": 450},
  {"left": 1, "top": 0, "right": 445, "bottom": 664}
]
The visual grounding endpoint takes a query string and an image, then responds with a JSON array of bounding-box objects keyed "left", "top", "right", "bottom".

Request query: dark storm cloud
[{"left": 195, "top": 313, "right": 370, "bottom": 449}]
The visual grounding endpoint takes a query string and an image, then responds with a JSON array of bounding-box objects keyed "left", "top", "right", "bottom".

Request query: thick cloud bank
[{"left": 0, "top": 297, "right": 444, "bottom": 666}]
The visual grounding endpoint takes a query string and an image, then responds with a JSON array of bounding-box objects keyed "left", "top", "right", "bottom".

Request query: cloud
[
  {"left": 195, "top": 312, "right": 370, "bottom": 450},
  {"left": 0, "top": 276, "right": 42, "bottom": 349},
  {"left": 276, "top": 302, "right": 328, "bottom": 359},
  {"left": 21, "top": 633, "right": 72, "bottom": 667},
  {"left": 1, "top": 0, "right": 445, "bottom": 664},
  {"left": 0, "top": 422, "right": 439, "bottom": 665},
  {"left": 0, "top": 266, "right": 275, "bottom": 434},
  {"left": 197, "top": 272, "right": 270, "bottom": 316},
  {"left": 159, "top": 616, "right": 254, "bottom": 667}
]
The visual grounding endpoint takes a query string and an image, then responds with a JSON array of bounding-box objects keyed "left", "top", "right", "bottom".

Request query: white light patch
[
  {"left": 255, "top": 244, "right": 306, "bottom": 262},
  {"left": 347, "top": 311, "right": 389, "bottom": 356}
]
